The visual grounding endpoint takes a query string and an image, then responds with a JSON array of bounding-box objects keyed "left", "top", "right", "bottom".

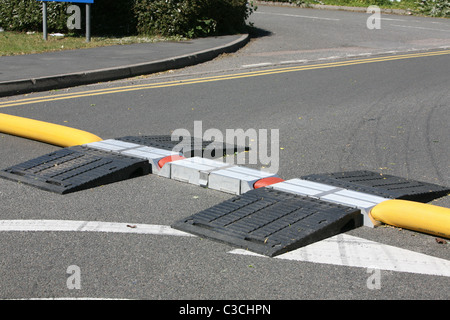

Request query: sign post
[
  {"left": 38, "top": 0, "right": 94, "bottom": 42},
  {"left": 42, "top": 1, "right": 48, "bottom": 40},
  {"left": 86, "top": 2, "right": 91, "bottom": 42}
]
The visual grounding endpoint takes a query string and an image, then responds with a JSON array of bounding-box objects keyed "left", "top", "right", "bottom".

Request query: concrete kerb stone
[{"left": 0, "top": 34, "right": 250, "bottom": 97}]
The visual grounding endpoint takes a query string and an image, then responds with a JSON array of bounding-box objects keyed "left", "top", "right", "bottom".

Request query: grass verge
[{"left": 0, "top": 31, "right": 186, "bottom": 56}]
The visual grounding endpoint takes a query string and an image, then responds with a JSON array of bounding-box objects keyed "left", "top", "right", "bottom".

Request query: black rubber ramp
[
  {"left": 0, "top": 146, "right": 150, "bottom": 194},
  {"left": 172, "top": 187, "right": 362, "bottom": 257},
  {"left": 116, "top": 135, "right": 248, "bottom": 158},
  {"left": 301, "top": 170, "right": 450, "bottom": 202}
]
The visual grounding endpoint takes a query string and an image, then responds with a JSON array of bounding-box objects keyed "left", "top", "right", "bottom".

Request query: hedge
[
  {"left": 0, "top": 0, "right": 254, "bottom": 37},
  {"left": 134, "top": 0, "right": 253, "bottom": 37},
  {"left": 416, "top": 0, "right": 450, "bottom": 16}
]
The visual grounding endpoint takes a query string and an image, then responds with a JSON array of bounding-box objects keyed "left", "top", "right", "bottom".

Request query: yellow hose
[
  {"left": 0, "top": 113, "right": 102, "bottom": 147},
  {"left": 369, "top": 199, "right": 450, "bottom": 238}
]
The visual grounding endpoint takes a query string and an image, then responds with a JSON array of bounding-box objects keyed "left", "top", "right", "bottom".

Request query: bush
[
  {"left": 0, "top": 0, "right": 66, "bottom": 32},
  {"left": 134, "top": 0, "right": 253, "bottom": 37},
  {"left": 0, "top": 0, "right": 254, "bottom": 37},
  {"left": 416, "top": 0, "right": 450, "bottom": 16},
  {"left": 0, "top": 0, "right": 137, "bottom": 35}
]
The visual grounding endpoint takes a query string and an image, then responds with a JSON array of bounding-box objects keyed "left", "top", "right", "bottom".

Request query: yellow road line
[{"left": 1, "top": 49, "right": 449, "bottom": 109}]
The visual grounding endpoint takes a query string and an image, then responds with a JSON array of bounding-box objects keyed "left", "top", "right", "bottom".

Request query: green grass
[{"left": 0, "top": 31, "right": 186, "bottom": 56}]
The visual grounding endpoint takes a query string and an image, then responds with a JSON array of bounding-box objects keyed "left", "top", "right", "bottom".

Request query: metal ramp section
[
  {"left": 115, "top": 135, "right": 248, "bottom": 158},
  {"left": 266, "top": 178, "right": 389, "bottom": 227},
  {"left": 169, "top": 157, "right": 233, "bottom": 187},
  {"left": 207, "top": 165, "right": 281, "bottom": 195},
  {"left": 301, "top": 170, "right": 450, "bottom": 203},
  {"left": 83, "top": 139, "right": 183, "bottom": 177},
  {"left": 172, "top": 187, "right": 362, "bottom": 257},
  {"left": 0, "top": 146, "right": 150, "bottom": 194}
]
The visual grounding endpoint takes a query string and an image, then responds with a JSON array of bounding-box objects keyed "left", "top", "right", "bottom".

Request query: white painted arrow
[
  {"left": 0, "top": 219, "right": 193, "bottom": 237},
  {"left": 230, "top": 234, "right": 450, "bottom": 277},
  {"left": 1, "top": 219, "right": 449, "bottom": 277}
]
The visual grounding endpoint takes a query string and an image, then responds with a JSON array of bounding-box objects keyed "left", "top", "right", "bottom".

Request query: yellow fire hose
[{"left": 0, "top": 113, "right": 102, "bottom": 147}]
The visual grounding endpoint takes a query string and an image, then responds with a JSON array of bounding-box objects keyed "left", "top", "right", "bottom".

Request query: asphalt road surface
[{"left": 0, "top": 5, "right": 449, "bottom": 305}]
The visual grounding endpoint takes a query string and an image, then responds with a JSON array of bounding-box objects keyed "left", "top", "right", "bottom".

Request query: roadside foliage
[{"left": 0, "top": 0, "right": 255, "bottom": 37}]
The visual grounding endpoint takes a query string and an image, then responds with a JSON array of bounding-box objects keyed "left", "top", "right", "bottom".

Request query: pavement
[{"left": 0, "top": 33, "right": 249, "bottom": 97}]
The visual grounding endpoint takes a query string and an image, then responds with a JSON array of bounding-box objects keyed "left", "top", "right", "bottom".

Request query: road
[{"left": 0, "top": 5, "right": 449, "bottom": 304}]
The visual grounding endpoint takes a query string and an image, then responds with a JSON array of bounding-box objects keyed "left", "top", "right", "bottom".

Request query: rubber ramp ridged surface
[
  {"left": 172, "top": 187, "right": 362, "bottom": 257},
  {"left": 116, "top": 135, "right": 247, "bottom": 158},
  {"left": 301, "top": 170, "right": 449, "bottom": 202},
  {"left": 0, "top": 146, "right": 150, "bottom": 194}
]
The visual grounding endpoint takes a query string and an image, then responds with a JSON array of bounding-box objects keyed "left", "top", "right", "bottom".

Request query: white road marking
[
  {"left": 9, "top": 298, "right": 129, "bottom": 300},
  {"left": 280, "top": 60, "right": 308, "bottom": 64},
  {"left": 241, "top": 62, "right": 273, "bottom": 68},
  {"left": 255, "top": 11, "right": 340, "bottom": 21},
  {"left": 230, "top": 234, "right": 450, "bottom": 277},
  {"left": 390, "top": 24, "right": 450, "bottom": 32},
  {"left": 0, "top": 219, "right": 194, "bottom": 237},
  {"left": 317, "top": 56, "right": 340, "bottom": 60},
  {"left": 380, "top": 17, "right": 406, "bottom": 21},
  {"left": 2, "top": 220, "right": 449, "bottom": 277}
]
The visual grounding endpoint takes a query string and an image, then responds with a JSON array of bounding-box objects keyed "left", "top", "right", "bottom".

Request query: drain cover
[
  {"left": 0, "top": 146, "right": 150, "bottom": 194},
  {"left": 116, "top": 135, "right": 248, "bottom": 158},
  {"left": 172, "top": 187, "right": 362, "bottom": 257},
  {"left": 301, "top": 170, "right": 450, "bottom": 202}
]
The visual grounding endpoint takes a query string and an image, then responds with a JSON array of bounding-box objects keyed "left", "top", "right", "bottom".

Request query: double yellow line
[{"left": 1, "top": 49, "right": 449, "bottom": 109}]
